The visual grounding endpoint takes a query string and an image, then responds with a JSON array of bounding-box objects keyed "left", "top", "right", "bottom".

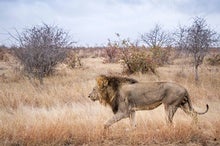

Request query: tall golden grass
[{"left": 0, "top": 57, "right": 220, "bottom": 145}]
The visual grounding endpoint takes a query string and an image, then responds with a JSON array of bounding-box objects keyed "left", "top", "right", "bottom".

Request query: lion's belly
[
  {"left": 128, "top": 92, "right": 164, "bottom": 111},
  {"left": 131, "top": 101, "right": 162, "bottom": 111}
]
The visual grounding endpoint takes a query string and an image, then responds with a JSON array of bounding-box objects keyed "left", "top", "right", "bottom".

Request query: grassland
[{"left": 0, "top": 54, "right": 220, "bottom": 145}]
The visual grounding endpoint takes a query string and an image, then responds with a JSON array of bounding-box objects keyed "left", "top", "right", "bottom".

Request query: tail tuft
[{"left": 206, "top": 104, "right": 209, "bottom": 111}]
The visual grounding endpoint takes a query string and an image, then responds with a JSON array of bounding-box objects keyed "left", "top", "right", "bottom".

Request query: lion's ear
[{"left": 96, "top": 75, "right": 108, "bottom": 88}]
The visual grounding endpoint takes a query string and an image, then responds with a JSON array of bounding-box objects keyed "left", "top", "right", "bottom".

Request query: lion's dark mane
[{"left": 100, "top": 75, "right": 138, "bottom": 114}]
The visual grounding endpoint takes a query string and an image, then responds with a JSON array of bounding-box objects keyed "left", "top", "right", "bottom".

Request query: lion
[{"left": 88, "top": 75, "right": 209, "bottom": 129}]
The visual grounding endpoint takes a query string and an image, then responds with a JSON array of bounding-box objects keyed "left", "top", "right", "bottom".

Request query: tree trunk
[{"left": 194, "top": 64, "right": 199, "bottom": 82}]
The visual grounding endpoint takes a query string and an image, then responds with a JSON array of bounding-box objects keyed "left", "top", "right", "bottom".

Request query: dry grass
[{"left": 0, "top": 57, "right": 220, "bottom": 145}]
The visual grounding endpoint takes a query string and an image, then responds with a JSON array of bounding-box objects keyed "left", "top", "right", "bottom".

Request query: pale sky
[{"left": 0, "top": 0, "right": 220, "bottom": 46}]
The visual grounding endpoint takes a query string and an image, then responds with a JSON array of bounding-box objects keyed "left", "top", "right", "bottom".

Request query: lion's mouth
[
  {"left": 91, "top": 99, "right": 96, "bottom": 101},
  {"left": 88, "top": 96, "right": 96, "bottom": 101}
]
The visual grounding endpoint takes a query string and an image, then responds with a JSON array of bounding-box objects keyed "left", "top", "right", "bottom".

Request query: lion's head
[
  {"left": 88, "top": 86, "right": 100, "bottom": 101},
  {"left": 88, "top": 75, "right": 138, "bottom": 114}
]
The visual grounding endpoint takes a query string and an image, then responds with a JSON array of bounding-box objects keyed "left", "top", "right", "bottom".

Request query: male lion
[{"left": 88, "top": 75, "right": 209, "bottom": 129}]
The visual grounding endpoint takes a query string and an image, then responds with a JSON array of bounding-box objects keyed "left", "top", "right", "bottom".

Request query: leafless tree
[
  {"left": 104, "top": 39, "right": 120, "bottom": 63},
  {"left": 141, "top": 24, "right": 172, "bottom": 65},
  {"left": 176, "top": 17, "right": 219, "bottom": 81},
  {"left": 141, "top": 24, "right": 172, "bottom": 48},
  {"left": 12, "top": 24, "right": 73, "bottom": 84}
]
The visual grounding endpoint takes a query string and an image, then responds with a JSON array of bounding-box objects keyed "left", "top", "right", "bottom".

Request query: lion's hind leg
[
  {"left": 180, "top": 102, "right": 198, "bottom": 124},
  {"left": 164, "top": 104, "right": 178, "bottom": 125}
]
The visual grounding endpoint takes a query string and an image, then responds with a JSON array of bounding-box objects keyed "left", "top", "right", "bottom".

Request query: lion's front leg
[
  {"left": 129, "top": 111, "right": 136, "bottom": 129},
  {"left": 104, "top": 112, "right": 129, "bottom": 129}
]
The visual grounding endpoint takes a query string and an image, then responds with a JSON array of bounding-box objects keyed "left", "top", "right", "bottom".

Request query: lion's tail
[
  {"left": 194, "top": 104, "right": 209, "bottom": 115},
  {"left": 186, "top": 92, "right": 209, "bottom": 115}
]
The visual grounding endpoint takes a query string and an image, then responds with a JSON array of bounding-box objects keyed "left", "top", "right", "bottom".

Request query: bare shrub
[
  {"left": 150, "top": 46, "right": 171, "bottom": 66},
  {"left": 206, "top": 54, "right": 220, "bottom": 66},
  {"left": 0, "top": 48, "right": 4, "bottom": 61},
  {"left": 141, "top": 24, "right": 172, "bottom": 66},
  {"left": 0, "top": 47, "right": 9, "bottom": 62},
  {"left": 11, "top": 24, "right": 73, "bottom": 84},
  {"left": 121, "top": 46, "right": 156, "bottom": 74},
  {"left": 107, "top": 36, "right": 156, "bottom": 74},
  {"left": 64, "top": 50, "right": 82, "bottom": 68},
  {"left": 103, "top": 39, "right": 120, "bottom": 63},
  {"left": 141, "top": 24, "right": 172, "bottom": 48}
]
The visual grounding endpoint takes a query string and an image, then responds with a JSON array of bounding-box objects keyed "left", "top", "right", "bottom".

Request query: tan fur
[{"left": 88, "top": 75, "right": 209, "bottom": 129}]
